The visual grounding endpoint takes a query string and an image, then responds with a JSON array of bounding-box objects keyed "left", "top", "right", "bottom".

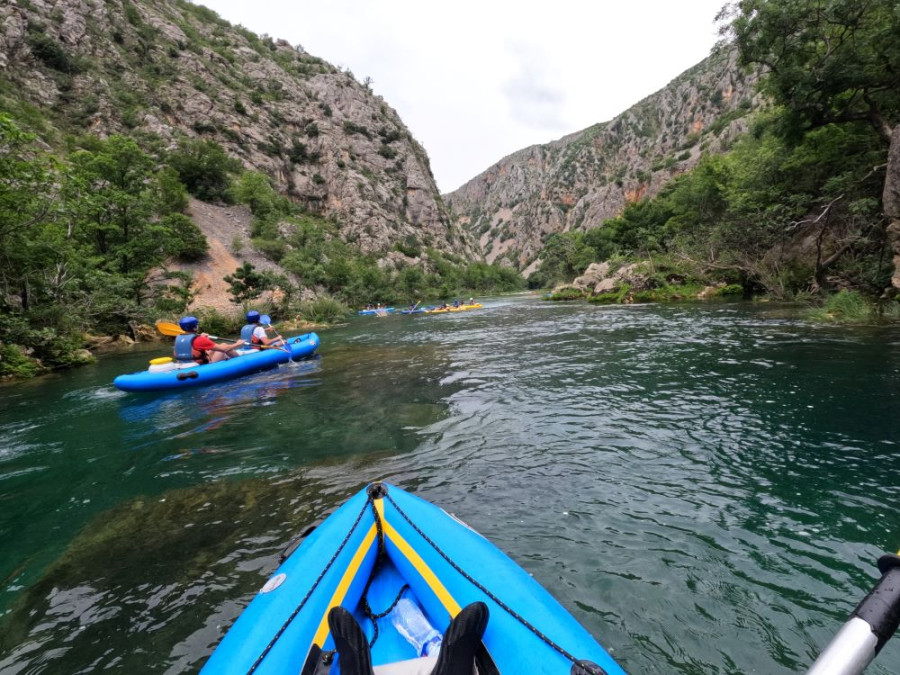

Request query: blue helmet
[
  {"left": 246, "top": 310, "right": 260, "bottom": 323},
  {"left": 179, "top": 316, "right": 199, "bottom": 331}
]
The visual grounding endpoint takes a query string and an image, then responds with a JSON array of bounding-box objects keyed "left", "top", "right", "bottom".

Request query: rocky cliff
[
  {"left": 446, "top": 49, "right": 761, "bottom": 275},
  {"left": 0, "top": 0, "right": 473, "bottom": 257}
]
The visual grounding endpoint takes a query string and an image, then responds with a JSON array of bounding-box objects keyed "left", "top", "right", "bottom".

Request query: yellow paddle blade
[{"left": 156, "top": 321, "right": 185, "bottom": 337}]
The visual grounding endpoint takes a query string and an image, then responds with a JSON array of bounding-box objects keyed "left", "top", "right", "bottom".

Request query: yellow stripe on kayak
[
  {"left": 377, "top": 497, "right": 462, "bottom": 617},
  {"left": 310, "top": 523, "right": 378, "bottom": 647}
]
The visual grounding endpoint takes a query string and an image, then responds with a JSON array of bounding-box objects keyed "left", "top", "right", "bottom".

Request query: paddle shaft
[
  {"left": 806, "top": 554, "right": 900, "bottom": 675},
  {"left": 155, "top": 322, "right": 283, "bottom": 351},
  {"left": 209, "top": 334, "right": 286, "bottom": 351},
  {"left": 260, "top": 315, "right": 290, "bottom": 353}
]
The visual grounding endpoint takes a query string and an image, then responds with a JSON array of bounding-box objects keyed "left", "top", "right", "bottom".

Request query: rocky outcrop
[
  {"left": 573, "top": 262, "right": 651, "bottom": 295},
  {"left": 447, "top": 49, "right": 762, "bottom": 275},
  {"left": 0, "top": 0, "right": 474, "bottom": 258}
]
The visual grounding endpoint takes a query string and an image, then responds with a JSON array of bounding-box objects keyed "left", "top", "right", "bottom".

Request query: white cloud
[
  {"left": 192, "top": 0, "right": 726, "bottom": 192},
  {"left": 502, "top": 42, "right": 568, "bottom": 130}
]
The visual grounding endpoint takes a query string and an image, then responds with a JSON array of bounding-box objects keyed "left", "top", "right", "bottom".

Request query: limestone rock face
[
  {"left": 447, "top": 49, "right": 762, "bottom": 275},
  {"left": 0, "top": 0, "right": 474, "bottom": 259},
  {"left": 573, "top": 262, "right": 651, "bottom": 295},
  {"left": 572, "top": 262, "right": 610, "bottom": 290}
]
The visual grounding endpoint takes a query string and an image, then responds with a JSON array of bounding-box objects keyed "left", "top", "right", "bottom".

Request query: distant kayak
[
  {"left": 113, "top": 333, "right": 320, "bottom": 392},
  {"left": 425, "top": 303, "right": 483, "bottom": 314},
  {"left": 201, "top": 482, "right": 625, "bottom": 675},
  {"left": 359, "top": 307, "right": 395, "bottom": 316}
]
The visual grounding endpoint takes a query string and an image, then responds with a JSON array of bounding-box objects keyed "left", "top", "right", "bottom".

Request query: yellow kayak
[{"left": 425, "top": 303, "right": 483, "bottom": 314}]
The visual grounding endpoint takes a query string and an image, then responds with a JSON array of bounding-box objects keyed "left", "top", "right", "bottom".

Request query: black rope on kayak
[
  {"left": 358, "top": 493, "right": 412, "bottom": 649},
  {"left": 383, "top": 492, "right": 584, "bottom": 669},
  {"left": 359, "top": 496, "right": 387, "bottom": 648},
  {"left": 246, "top": 496, "right": 373, "bottom": 675},
  {"left": 363, "top": 583, "right": 410, "bottom": 649}
]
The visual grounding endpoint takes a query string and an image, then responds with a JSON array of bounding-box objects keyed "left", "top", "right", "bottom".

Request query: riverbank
[{"left": 547, "top": 260, "right": 900, "bottom": 323}]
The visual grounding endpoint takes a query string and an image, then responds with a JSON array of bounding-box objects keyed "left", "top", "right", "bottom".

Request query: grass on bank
[{"left": 805, "top": 290, "right": 900, "bottom": 323}]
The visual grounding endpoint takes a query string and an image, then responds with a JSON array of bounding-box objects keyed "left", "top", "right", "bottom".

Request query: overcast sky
[{"left": 196, "top": 0, "right": 727, "bottom": 193}]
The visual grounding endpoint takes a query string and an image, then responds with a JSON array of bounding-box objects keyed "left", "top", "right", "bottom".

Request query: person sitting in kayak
[
  {"left": 173, "top": 316, "right": 244, "bottom": 365},
  {"left": 240, "top": 310, "right": 283, "bottom": 349}
]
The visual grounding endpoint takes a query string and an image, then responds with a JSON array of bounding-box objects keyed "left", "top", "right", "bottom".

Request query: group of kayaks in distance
[{"left": 359, "top": 299, "right": 484, "bottom": 316}]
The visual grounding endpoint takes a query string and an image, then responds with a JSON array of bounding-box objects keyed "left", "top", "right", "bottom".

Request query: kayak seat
[{"left": 329, "top": 602, "right": 489, "bottom": 675}]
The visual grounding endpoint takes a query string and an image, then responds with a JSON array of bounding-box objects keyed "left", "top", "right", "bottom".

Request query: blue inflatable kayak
[
  {"left": 113, "top": 333, "right": 320, "bottom": 392},
  {"left": 359, "top": 307, "right": 395, "bottom": 315},
  {"left": 202, "top": 482, "right": 625, "bottom": 675}
]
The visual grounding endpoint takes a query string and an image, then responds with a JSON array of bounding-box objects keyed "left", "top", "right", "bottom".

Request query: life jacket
[
  {"left": 240, "top": 324, "right": 263, "bottom": 347},
  {"left": 174, "top": 334, "right": 201, "bottom": 363}
]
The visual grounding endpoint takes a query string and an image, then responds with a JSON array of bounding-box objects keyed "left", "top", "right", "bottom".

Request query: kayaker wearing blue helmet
[
  {"left": 240, "top": 310, "right": 283, "bottom": 349},
  {"left": 173, "top": 316, "right": 245, "bottom": 364}
]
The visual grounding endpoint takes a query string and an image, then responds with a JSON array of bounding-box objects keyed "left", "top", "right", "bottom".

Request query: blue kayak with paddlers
[{"left": 114, "top": 315, "right": 320, "bottom": 393}]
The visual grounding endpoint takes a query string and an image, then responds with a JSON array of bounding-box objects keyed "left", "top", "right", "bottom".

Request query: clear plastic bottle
[{"left": 390, "top": 597, "right": 442, "bottom": 657}]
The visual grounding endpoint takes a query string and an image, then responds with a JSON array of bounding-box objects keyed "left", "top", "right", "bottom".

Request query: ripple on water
[{"left": 2, "top": 299, "right": 899, "bottom": 674}]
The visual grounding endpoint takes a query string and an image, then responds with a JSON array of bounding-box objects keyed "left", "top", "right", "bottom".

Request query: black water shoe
[
  {"left": 328, "top": 606, "right": 375, "bottom": 675},
  {"left": 431, "top": 601, "right": 489, "bottom": 675}
]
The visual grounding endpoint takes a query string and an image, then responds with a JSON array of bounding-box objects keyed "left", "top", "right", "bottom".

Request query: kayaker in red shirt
[{"left": 173, "top": 316, "right": 245, "bottom": 364}]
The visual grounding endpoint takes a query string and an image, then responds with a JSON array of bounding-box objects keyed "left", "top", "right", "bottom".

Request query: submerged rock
[{"left": 0, "top": 471, "right": 347, "bottom": 672}]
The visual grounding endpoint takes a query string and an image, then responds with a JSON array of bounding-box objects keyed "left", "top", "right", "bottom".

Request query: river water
[{"left": 1, "top": 295, "right": 898, "bottom": 674}]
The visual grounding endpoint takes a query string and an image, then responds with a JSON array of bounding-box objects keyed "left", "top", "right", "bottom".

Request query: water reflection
[{"left": 117, "top": 357, "right": 322, "bottom": 445}]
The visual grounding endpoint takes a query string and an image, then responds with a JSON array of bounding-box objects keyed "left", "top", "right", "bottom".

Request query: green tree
[
  {"left": 537, "top": 233, "right": 593, "bottom": 286},
  {"left": 168, "top": 138, "right": 240, "bottom": 202},
  {"left": 0, "top": 115, "right": 60, "bottom": 313},
  {"left": 155, "top": 271, "right": 196, "bottom": 315},
  {"left": 224, "top": 262, "right": 271, "bottom": 309},
  {"left": 232, "top": 170, "right": 279, "bottom": 218},
  {"left": 724, "top": 0, "right": 900, "bottom": 292},
  {"left": 65, "top": 136, "right": 163, "bottom": 276},
  {"left": 160, "top": 213, "right": 208, "bottom": 262}
]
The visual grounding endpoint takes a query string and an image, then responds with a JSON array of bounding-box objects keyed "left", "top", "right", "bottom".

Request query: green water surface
[{"left": 1, "top": 295, "right": 898, "bottom": 673}]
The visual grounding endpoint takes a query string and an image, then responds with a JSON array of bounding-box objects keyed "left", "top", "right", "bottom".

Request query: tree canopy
[{"left": 724, "top": 0, "right": 900, "bottom": 143}]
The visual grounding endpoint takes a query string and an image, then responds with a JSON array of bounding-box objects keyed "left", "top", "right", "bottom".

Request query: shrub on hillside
[
  {"left": 168, "top": 138, "right": 240, "bottom": 202},
  {"left": 162, "top": 213, "right": 208, "bottom": 262}
]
